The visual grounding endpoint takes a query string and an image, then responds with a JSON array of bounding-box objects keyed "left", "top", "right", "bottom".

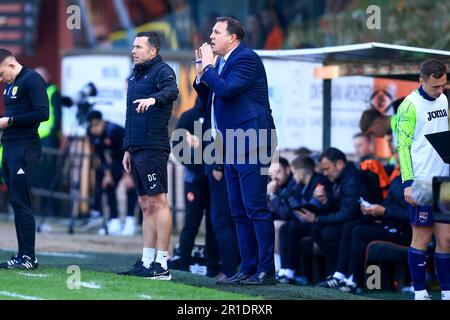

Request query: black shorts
[{"left": 130, "top": 148, "right": 169, "bottom": 196}]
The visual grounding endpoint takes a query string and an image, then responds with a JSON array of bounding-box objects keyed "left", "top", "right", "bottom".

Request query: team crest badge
[
  {"left": 418, "top": 211, "right": 428, "bottom": 223},
  {"left": 12, "top": 86, "right": 18, "bottom": 96}
]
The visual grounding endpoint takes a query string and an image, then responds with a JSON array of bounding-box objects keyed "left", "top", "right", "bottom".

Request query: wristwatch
[
  {"left": 203, "top": 64, "right": 215, "bottom": 73},
  {"left": 7, "top": 117, "right": 13, "bottom": 126}
]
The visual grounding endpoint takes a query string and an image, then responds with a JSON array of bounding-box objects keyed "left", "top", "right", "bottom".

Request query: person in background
[
  {"left": 33, "top": 66, "right": 62, "bottom": 229},
  {"left": 397, "top": 59, "right": 450, "bottom": 300},
  {"left": 0, "top": 48, "right": 49, "bottom": 270},
  {"left": 87, "top": 111, "right": 136, "bottom": 236}
]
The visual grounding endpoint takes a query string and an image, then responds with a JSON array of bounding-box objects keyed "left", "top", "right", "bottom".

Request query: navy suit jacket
[{"left": 194, "top": 43, "right": 276, "bottom": 160}]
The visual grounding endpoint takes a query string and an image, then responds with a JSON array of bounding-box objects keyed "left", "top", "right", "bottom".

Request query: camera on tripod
[{"left": 62, "top": 82, "right": 98, "bottom": 126}]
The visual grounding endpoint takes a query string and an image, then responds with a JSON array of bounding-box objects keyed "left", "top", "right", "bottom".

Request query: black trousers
[
  {"left": 208, "top": 172, "right": 240, "bottom": 278},
  {"left": 311, "top": 223, "right": 344, "bottom": 276},
  {"left": 93, "top": 162, "right": 123, "bottom": 219},
  {"left": 346, "top": 224, "right": 411, "bottom": 288},
  {"left": 279, "top": 219, "right": 313, "bottom": 272},
  {"left": 178, "top": 177, "right": 220, "bottom": 276},
  {"left": 2, "top": 142, "right": 41, "bottom": 259}
]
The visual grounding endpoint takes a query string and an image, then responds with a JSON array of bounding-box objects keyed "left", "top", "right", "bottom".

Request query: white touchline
[
  {"left": 0, "top": 291, "right": 44, "bottom": 300},
  {"left": 38, "top": 252, "right": 89, "bottom": 259},
  {"left": 18, "top": 272, "right": 49, "bottom": 278},
  {"left": 80, "top": 282, "right": 101, "bottom": 289},
  {"left": 138, "top": 294, "right": 152, "bottom": 299}
]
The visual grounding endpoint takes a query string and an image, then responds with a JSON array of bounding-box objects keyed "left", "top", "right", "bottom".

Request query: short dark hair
[
  {"left": 0, "top": 48, "right": 13, "bottom": 64},
  {"left": 359, "top": 108, "right": 383, "bottom": 133},
  {"left": 294, "top": 147, "right": 312, "bottom": 157},
  {"left": 320, "top": 147, "right": 347, "bottom": 164},
  {"left": 277, "top": 156, "right": 290, "bottom": 169},
  {"left": 291, "top": 156, "right": 315, "bottom": 173},
  {"left": 136, "top": 32, "right": 161, "bottom": 53},
  {"left": 87, "top": 110, "right": 103, "bottom": 122},
  {"left": 420, "top": 59, "right": 447, "bottom": 81},
  {"left": 353, "top": 132, "right": 371, "bottom": 142},
  {"left": 216, "top": 17, "right": 245, "bottom": 41}
]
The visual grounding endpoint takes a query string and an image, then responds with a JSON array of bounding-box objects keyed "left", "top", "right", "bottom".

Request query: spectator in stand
[
  {"left": 267, "top": 157, "right": 299, "bottom": 274},
  {"left": 260, "top": 7, "right": 285, "bottom": 50},
  {"left": 277, "top": 156, "right": 331, "bottom": 285},
  {"left": 244, "top": 14, "right": 264, "bottom": 49},
  {"left": 353, "top": 133, "right": 374, "bottom": 164}
]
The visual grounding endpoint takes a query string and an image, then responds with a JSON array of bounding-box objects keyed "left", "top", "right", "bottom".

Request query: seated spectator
[
  {"left": 244, "top": 14, "right": 264, "bottom": 49},
  {"left": 317, "top": 151, "right": 411, "bottom": 293},
  {"left": 297, "top": 148, "right": 365, "bottom": 276},
  {"left": 260, "top": 7, "right": 285, "bottom": 49},
  {"left": 353, "top": 133, "right": 374, "bottom": 164},
  {"left": 277, "top": 156, "right": 331, "bottom": 284},
  {"left": 353, "top": 132, "right": 390, "bottom": 202},
  {"left": 267, "top": 157, "right": 300, "bottom": 273}
]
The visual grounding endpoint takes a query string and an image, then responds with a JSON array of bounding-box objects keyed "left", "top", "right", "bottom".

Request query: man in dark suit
[{"left": 193, "top": 17, "right": 277, "bottom": 285}]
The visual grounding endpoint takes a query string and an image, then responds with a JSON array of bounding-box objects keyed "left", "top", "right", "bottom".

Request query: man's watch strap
[{"left": 7, "top": 117, "right": 13, "bottom": 126}]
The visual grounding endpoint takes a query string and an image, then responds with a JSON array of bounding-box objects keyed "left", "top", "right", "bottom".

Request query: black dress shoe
[
  {"left": 241, "top": 272, "right": 276, "bottom": 286},
  {"left": 215, "top": 272, "right": 252, "bottom": 285}
]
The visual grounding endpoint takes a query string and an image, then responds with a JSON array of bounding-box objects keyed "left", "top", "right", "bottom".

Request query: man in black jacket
[
  {"left": 172, "top": 98, "right": 221, "bottom": 277},
  {"left": 318, "top": 152, "right": 411, "bottom": 293},
  {"left": 0, "top": 49, "right": 49, "bottom": 270},
  {"left": 267, "top": 157, "right": 300, "bottom": 274},
  {"left": 118, "top": 32, "right": 179, "bottom": 280},
  {"left": 278, "top": 156, "right": 331, "bottom": 284},
  {"left": 297, "top": 147, "right": 365, "bottom": 276}
]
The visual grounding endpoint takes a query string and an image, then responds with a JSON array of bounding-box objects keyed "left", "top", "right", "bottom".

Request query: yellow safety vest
[{"left": 38, "top": 84, "right": 57, "bottom": 139}]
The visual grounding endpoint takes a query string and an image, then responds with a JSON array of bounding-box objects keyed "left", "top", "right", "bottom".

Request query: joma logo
[{"left": 427, "top": 109, "right": 447, "bottom": 121}]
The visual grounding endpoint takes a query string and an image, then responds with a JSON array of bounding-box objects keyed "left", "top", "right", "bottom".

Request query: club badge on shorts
[{"left": 418, "top": 210, "right": 429, "bottom": 223}]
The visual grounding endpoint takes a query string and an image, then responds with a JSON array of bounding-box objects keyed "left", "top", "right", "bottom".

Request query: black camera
[{"left": 62, "top": 82, "right": 98, "bottom": 125}]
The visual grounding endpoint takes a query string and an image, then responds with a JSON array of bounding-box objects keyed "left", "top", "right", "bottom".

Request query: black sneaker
[
  {"left": 145, "top": 262, "right": 172, "bottom": 280},
  {"left": 7, "top": 255, "right": 38, "bottom": 270},
  {"left": 316, "top": 275, "right": 343, "bottom": 288},
  {"left": 117, "top": 259, "right": 144, "bottom": 276},
  {"left": 0, "top": 255, "right": 20, "bottom": 269}
]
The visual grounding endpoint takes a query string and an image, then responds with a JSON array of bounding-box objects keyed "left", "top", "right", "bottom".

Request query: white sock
[
  {"left": 414, "top": 289, "right": 430, "bottom": 300},
  {"left": 277, "top": 268, "right": 286, "bottom": 277},
  {"left": 332, "top": 271, "right": 345, "bottom": 281},
  {"left": 155, "top": 250, "right": 169, "bottom": 270},
  {"left": 442, "top": 290, "right": 450, "bottom": 300},
  {"left": 274, "top": 254, "right": 281, "bottom": 273},
  {"left": 142, "top": 247, "right": 155, "bottom": 268},
  {"left": 285, "top": 269, "right": 295, "bottom": 279}
]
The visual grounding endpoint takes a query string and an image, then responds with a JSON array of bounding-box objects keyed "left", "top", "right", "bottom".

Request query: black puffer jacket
[
  {"left": 317, "top": 162, "right": 365, "bottom": 225},
  {"left": 124, "top": 55, "right": 178, "bottom": 151}
]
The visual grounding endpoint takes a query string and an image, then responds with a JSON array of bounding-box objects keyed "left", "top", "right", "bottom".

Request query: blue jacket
[
  {"left": 194, "top": 43, "right": 276, "bottom": 159},
  {"left": 124, "top": 55, "right": 178, "bottom": 151}
]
